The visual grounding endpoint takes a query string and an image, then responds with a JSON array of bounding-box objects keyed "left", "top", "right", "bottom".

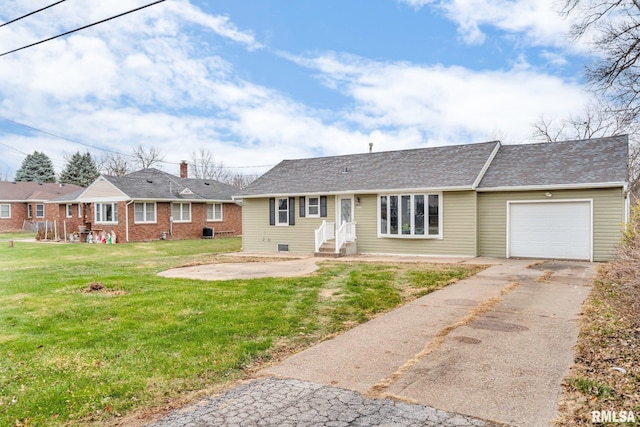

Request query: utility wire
[
  {"left": 0, "top": 0, "right": 67, "bottom": 29},
  {"left": 0, "top": 116, "right": 274, "bottom": 169},
  {"left": 0, "top": 0, "right": 166, "bottom": 58}
]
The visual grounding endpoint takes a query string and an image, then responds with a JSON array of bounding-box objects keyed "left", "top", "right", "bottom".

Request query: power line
[
  {"left": 0, "top": 116, "right": 274, "bottom": 169},
  {"left": 0, "top": 0, "right": 67, "bottom": 29},
  {"left": 0, "top": 115, "right": 131, "bottom": 157},
  {"left": 0, "top": 0, "right": 167, "bottom": 58}
]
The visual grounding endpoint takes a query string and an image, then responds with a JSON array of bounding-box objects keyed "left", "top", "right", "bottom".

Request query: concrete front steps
[{"left": 314, "top": 240, "right": 357, "bottom": 258}]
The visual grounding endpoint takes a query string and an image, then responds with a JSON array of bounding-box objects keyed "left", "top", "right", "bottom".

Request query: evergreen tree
[
  {"left": 14, "top": 151, "right": 56, "bottom": 183},
  {"left": 59, "top": 151, "right": 100, "bottom": 187}
]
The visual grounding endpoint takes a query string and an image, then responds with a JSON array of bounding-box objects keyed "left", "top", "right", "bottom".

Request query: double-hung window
[
  {"left": 379, "top": 194, "right": 441, "bottom": 238},
  {"left": 35, "top": 204, "right": 44, "bottom": 218},
  {"left": 95, "top": 202, "right": 118, "bottom": 223},
  {"left": 207, "top": 203, "right": 223, "bottom": 221},
  {"left": 307, "top": 197, "right": 320, "bottom": 217},
  {"left": 0, "top": 204, "right": 10, "bottom": 219},
  {"left": 172, "top": 203, "right": 191, "bottom": 222},
  {"left": 134, "top": 202, "right": 156, "bottom": 223},
  {"left": 66, "top": 204, "right": 73, "bottom": 218},
  {"left": 27, "top": 204, "right": 32, "bottom": 218},
  {"left": 277, "top": 198, "right": 289, "bottom": 225}
]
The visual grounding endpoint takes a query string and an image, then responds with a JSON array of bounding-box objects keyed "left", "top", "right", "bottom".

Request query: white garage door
[{"left": 508, "top": 201, "right": 591, "bottom": 261}]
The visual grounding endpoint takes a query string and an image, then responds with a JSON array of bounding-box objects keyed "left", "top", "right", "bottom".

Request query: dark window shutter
[
  {"left": 320, "top": 196, "right": 327, "bottom": 217},
  {"left": 289, "top": 197, "right": 295, "bottom": 225},
  {"left": 299, "top": 196, "right": 306, "bottom": 217},
  {"left": 269, "top": 198, "right": 275, "bottom": 226}
]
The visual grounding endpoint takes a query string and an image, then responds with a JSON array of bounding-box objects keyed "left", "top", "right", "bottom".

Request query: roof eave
[
  {"left": 238, "top": 185, "right": 474, "bottom": 198},
  {"left": 476, "top": 182, "right": 628, "bottom": 192}
]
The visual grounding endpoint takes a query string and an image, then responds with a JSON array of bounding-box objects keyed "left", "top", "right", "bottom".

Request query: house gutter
[
  {"left": 236, "top": 186, "right": 474, "bottom": 199},
  {"left": 475, "top": 182, "right": 627, "bottom": 192},
  {"left": 125, "top": 200, "right": 134, "bottom": 242}
]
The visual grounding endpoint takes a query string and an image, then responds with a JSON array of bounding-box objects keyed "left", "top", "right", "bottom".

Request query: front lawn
[{"left": 0, "top": 238, "right": 484, "bottom": 426}]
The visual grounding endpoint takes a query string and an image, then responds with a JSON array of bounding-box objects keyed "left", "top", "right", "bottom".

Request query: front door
[{"left": 339, "top": 197, "right": 352, "bottom": 225}]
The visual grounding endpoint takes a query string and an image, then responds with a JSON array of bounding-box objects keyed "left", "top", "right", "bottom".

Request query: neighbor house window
[
  {"left": 0, "top": 204, "right": 10, "bottom": 219},
  {"left": 27, "top": 204, "right": 32, "bottom": 218},
  {"left": 207, "top": 203, "right": 223, "bottom": 221},
  {"left": 35, "top": 204, "right": 44, "bottom": 218},
  {"left": 78, "top": 204, "right": 83, "bottom": 218},
  {"left": 171, "top": 203, "right": 191, "bottom": 222},
  {"left": 95, "top": 203, "right": 118, "bottom": 223},
  {"left": 134, "top": 202, "right": 156, "bottom": 223},
  {"left": 66, "top": 204, "right": 73, "bottom": 218},
  {"left": 307, "top": 197, "right": 320, "bottom": 217},
  {"left": 379, "top": 194, "right": 441, "bottom": 237}
]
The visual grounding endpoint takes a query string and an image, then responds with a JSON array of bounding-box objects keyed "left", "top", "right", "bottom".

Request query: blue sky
[{"left": 0, "top": 0, "right": 595, "bottom": 179}]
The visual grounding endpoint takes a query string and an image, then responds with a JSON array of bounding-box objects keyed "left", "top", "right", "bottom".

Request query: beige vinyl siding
[
  {"left": 354, "top": 191, "right": 477, "bottom": 256},
  {"left": 241, "top": 197, "right": 335, "bottom": 253},
  {"left": 82, "top": 179, "right": 127, "bottom": 199},
  {"left": 477, "top": 188, "right": 625, "bottom": 261}
]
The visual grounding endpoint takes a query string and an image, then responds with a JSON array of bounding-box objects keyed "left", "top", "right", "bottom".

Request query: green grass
[
  {"left": 0, "top": 232, "right": 36, "bottom": 241},
  {"left": 0, "top": 239, "right": 484, "bottom": 426}
]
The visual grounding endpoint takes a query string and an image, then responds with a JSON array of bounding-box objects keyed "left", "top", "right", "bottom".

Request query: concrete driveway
[{"left": 263, "top": 258, "right": 596, "bottom": 426}]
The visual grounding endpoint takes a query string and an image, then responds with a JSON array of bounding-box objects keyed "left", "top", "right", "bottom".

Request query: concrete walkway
[{"left": 150, "top": 257, "right": 595, "bottom": 427}]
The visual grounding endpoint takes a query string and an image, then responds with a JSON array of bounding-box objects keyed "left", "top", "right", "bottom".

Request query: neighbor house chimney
[{"left": 180, "top": 161, "right": 188, "bottom": 178}]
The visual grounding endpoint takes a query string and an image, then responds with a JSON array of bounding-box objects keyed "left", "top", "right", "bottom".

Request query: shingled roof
[
  {"left": 477, "top": 135, "right": 628, "bottom": 189},
  {"left": 0, "top": 181, "right": 84, "bottom": 202},
  {"left": 238, "top": 141, "right": 500, "bottom": 197},
  {"left": 100, "top": 169, "right": 236, "bottom": 201}
]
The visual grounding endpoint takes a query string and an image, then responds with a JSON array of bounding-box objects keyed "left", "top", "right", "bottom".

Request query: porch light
[{"left": 545, "top": 192, "right": 553, "bottom": 198}]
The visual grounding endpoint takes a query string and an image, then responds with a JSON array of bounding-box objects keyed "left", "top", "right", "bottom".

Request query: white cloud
[
  {"left": 288, "top": 51, "right": 590, "bottom": 146},
  {"left": 398, "top": 0, "right": 575, "bottom": 49}
]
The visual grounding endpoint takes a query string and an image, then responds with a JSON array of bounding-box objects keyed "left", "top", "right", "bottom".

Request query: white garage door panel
[{"left": 509, "top": 202, "right": 591, "bottom": 260}]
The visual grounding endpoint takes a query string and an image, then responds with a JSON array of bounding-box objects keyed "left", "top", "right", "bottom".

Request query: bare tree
[
  {"left": 531, "top": 102, "right": 640, "bottom": 200},
  {"left": 532, "top": 101, "right": 631, "bottom": 143},
  {"left": 563, "top": 0, "right": 640, "bottom": 123},
  {"left": 189, "top": 148, "right": 257, "bottom": 188},
  {"left": 98, "top": 152, "right": 132, "bottom": 176},
  {"left": 132, "top": 145, "right": 165, "bottom": 169},
  {"left": 227, "top": 172, "right": 258, "bottom": 189},
  {"left": 189, "top": 148, "right": 230, "bottom": 181}
]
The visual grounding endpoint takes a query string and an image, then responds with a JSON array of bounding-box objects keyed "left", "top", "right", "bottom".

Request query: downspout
[{"left": 125, "top": 200, "right": 134, "bottom": 242}]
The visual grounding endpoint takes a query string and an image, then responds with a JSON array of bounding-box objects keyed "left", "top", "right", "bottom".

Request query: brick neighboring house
[
  {"left": 63, "top": 164, "right": 242, "bottom": 242},
  {"left": 0, "top": 181, "right": 84, "bottom": 233}
]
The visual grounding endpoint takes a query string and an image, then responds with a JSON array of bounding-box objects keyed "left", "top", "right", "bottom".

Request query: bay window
[{"left": 379, "top": 193, "right": 441, "bottom": 238}]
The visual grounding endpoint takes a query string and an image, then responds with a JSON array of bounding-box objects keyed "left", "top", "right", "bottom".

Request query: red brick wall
[
  {"left": 98, "top": 201, "right": 242, "bottom": 243},
  {"left": 0, "top": 202, "right": 27, "bottom": 232}
]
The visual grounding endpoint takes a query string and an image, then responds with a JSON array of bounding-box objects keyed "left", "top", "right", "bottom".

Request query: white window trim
[
  {"left": 307, "top": 197, "right": 320, "bottom": 217},
  {"left": 134, "top": 202, "right": 157, "bottom": 224},
  {"left": 78, "top": 204, "right": 83, "bottom": 219},
  {"left": 207, "top": 203, "right": 223, "bottom": 222},
  {"left": 95, "top": 202, "right": 118, "bottom": 224},
  {"left": 172, "top": 202, "right": 192, "bottom": 223},
  {"left": 35, "top": 204, "right": 44, "bottom": 218},
  {"left": 66, "top": 204, "right": 73, "bottom": 218},
  {"left": 377, "top": 193, "right": 443, "bottom": 239},
  {"left": 0, "top": 204, "right": 10, "bottom": 219},
  {"left": 27, "top": 204, "right": 32, "bottom": 218},
  {"left": 276, "top": 198, "right": 289, "bottom": 226}
]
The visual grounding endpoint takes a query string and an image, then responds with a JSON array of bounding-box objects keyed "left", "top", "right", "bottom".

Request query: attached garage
[{"left": 507, "top": 200, "right": 592, "bottom": 261}]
